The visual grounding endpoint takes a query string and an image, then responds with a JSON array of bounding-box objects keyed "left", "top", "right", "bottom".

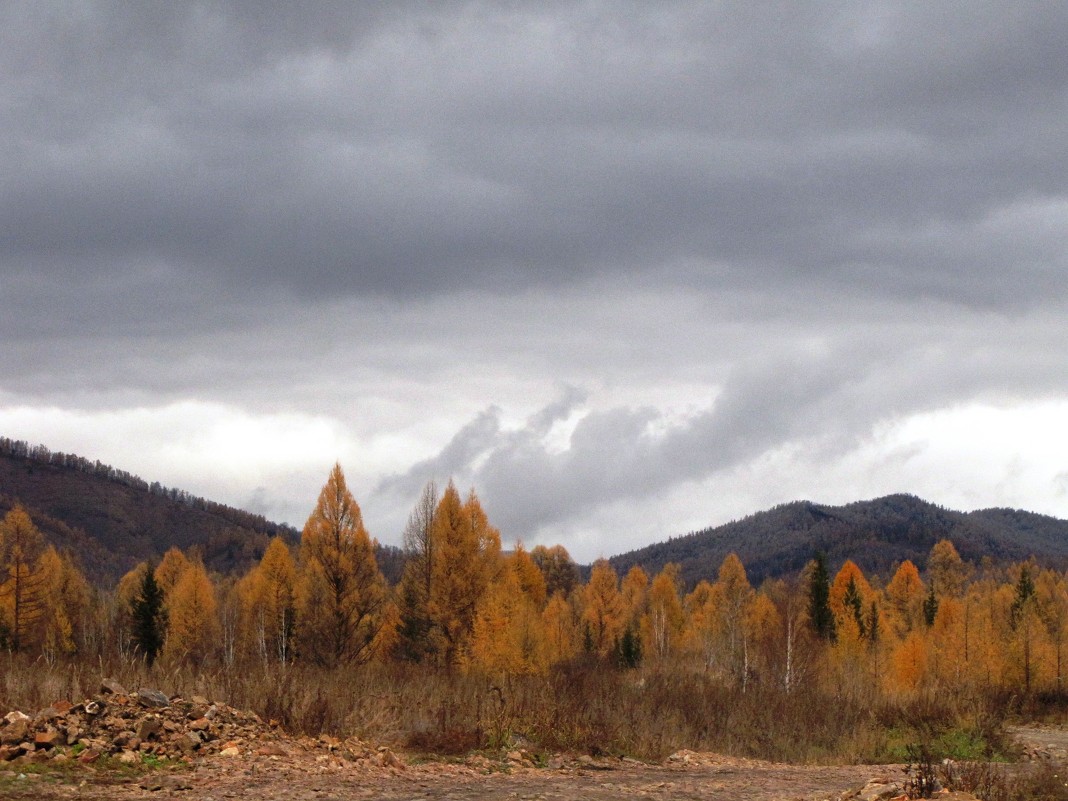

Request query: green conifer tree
[
  {"left": 808, "top": 553, "right": 836, "bottom": 642},
  {"left": 131, "top": 563, "right": 166, "bottom": 665}
]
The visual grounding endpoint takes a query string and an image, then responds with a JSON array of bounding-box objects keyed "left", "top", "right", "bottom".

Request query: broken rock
[{"left": 137, "top": 688, "right": 171, "bottom": 709}]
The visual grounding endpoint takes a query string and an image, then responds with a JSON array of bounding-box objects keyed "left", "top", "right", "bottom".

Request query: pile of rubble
[{"left": 0, "top": 677, "right": 403, "bottom": 769}]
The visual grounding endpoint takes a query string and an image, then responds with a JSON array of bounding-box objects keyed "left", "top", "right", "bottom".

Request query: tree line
[{"left": 1, "top": 462, "right": 1065, "bottom": 701}]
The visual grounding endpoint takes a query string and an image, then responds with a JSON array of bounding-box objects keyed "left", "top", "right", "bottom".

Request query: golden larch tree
[
  {"left": 163, "top": 560, "right": 220, "bottom": 664},
  {"left": 298, "top": 463, "right": 386, "bottom": 665},
  {"left": 511, "top": 544, "right": 547, "bottom": 608},
  {"left": 239, "top": 536, "right": 297, "bottom": 664},
  {"left": 927, "top": 539, "right": 970, "bottom": 598},
  {"left": 541, "top": 591, "right": 579, "bottom": 666},
  {"left": 428, "top": 484, "right": 502, "bottom": 665},
  {"left": 37, "top": 546, "right": 90, "bottom": 659},
  {"left": 470, "top": 563, "right": 544, "bottom": 675},
  {"left": 0, "top": 505, "right": 46, "bottom": 652},
  {"left": 886, "top": 560, "right": 925, "bottom": 637},
  {"left": 154, "top": 547, "right": 192, "bottom": 597},
  {"left": 715, "top": 553, "right": 754, "bottom": 685},
  {"left": 682, "top": 579, "right": 722, "bottom": 669},
  {"left": 830, "top": 560, "right": 874, "bottom": 634},
  {"left": 644, "top": 564, "right": 684, "bottom": 661},
  {"left": 581, "top": 560, "right": 625, "bottom": 657}
]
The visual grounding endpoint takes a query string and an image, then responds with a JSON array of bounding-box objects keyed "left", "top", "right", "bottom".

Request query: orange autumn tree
[
  {"left": 238, "top": 536, "right": 297, "bottom": 664},
  {"left": 541, "top": 590, "right": 579, "bottom": 665},
  {"left": 715, "top": 553, "right": 755, "bottom": 685},
  {"left": 581, "top": 560, "right": 625, "bottom": 658},
  {"left": 298, "top": 463, "right": 386, "bottom": 665},
  {"left": 511, "top": 544, "right": 548, "bottom": 608},
  {"left": 682, "top": 579, "right": 722, "bottom": 669},
  {"left": 644, "top": 563, "right": 684, "bottom": 661},
  {"left": 428, "top": 485, "right": 502, "bottom": 666},
  {"left": 927, "top": 539, "right": 970, "bottom": 598},
  {"left": 0, "top": 505, "right": 46, "bottom": 652},
  {"left": 886, "top": 560, "right": 926, "bottom": 638},
  {"left": 162, "top": 559, "right": 219, "bottom": 664},
  {"left": 37, "top": 545, "right": 91, "bottom": 660},
  {"left": 154, "top": 547, "right": 192, "bottom": 597},
  {"left": 470, "top": 551, "right": 546, "bottom": 675}
]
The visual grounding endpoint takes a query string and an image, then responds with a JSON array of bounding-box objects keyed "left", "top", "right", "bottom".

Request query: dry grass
[{"left": 0, "top": 652, "right": 1012, "bottom": 765}]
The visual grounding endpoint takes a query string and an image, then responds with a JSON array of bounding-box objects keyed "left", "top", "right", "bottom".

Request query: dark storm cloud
[
  {"left": 4, "top": 2, "right": 1068, "bottom": 550},
  {"left": 3, "top": 1, "right": 1068, "bottom": 319}
]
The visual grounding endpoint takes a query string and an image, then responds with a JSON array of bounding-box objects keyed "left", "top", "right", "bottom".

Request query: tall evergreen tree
[
  {"left": 843, "top": 576, "right": 866, "bottom": 636},
  {"left": 808, "top": 553, "right": 836, "bottom": 642},
  {"left": 1011, "top": 565, "right": 1036, "bottom": 628},
  {"left": 131, "top": 563, "right": 165, "bottom": 665},
  {"left": 922, "top": 584, "right": 939, "bottom": 627}
]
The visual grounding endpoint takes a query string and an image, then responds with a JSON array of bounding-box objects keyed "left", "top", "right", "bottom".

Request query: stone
[
  {"left": 846, "top": 779, "right": 905, "bottom": 801},
  {"left": 378, "top": 748, "right": 405, "bottom": 769},
  {"left": 255, "top": 744, "right": 288, "bottom": 757},
  {"left": 77, "top": 748, "right": 102, "bottom": 764},
  {"left": 173, "top": 732, "right": 201, "bottom": 755},
  {"left": 0, "top": 745, "right": 20, "bottom": 761},
  {"left": 3, "top": 711, "right": 30, "bottom": 725},
  {"left": 137, "top": 717, "right": 163, "bottom": 741},
  {"left": 0, "top": 719, "right": 28, "bottom": 745},
  {"left": 220, "top": 746, "right": 241, "bottom": 758},
  {"left": 100, "top": 678, "right": 128, "bottom": 696},
  {"left": 84, "top": 701, "right": 105, "bottom": 716},
  {"left": 141, "top": 775, "right": 193, "bottom": 792},
  {"left": 34, "top": 706, "right": 60, "bottom": 724},
  {"left": 137, "top": 688, "right": 171, "bottom": 708},
  {"left": 118, "top": 749, "right": 140, "bottom": 764},
  {"left": 34, "top": 728, "right": 62, "bottom": 749},
  {"left": 189, "top": 717, "right": 211, "bottom": 732}
]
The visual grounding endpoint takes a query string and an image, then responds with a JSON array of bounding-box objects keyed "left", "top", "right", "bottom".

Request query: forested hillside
[
  {"left": 0, "top": 437, "right": 297, "bottom": 583},
  {"left": 610, "top": 493, "right": 1068, "bottom": 588}
]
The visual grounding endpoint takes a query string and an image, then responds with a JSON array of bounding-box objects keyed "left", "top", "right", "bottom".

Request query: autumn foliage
[{"left": 6, "top": 467, "right": 1068, "bottom": 762}]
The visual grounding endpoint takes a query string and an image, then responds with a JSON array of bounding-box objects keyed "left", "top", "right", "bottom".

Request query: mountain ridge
[
  {"left": 609, "top": 492, "right": 1068, "bottom": 587},
  {"left": 3, "top": 436, "right": 1066, "bottom": 589}
]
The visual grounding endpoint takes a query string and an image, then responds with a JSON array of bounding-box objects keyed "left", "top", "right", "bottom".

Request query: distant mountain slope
[
  {"left": 0, "top": 437, "right": 298, "bottom": 584},
  {"left": 609, "top": 494, "right": 1068, "bottom": 588}
]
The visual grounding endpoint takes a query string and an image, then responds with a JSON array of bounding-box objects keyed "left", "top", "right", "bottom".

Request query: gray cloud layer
[
  {"left": 5, "top": 3, "right": 1067, "bottom": 311},
  {"left": 2, "top": 3, "right": 1067, "bottom": 553}
]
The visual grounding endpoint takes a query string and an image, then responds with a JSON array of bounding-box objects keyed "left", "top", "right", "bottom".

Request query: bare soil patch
[{"left": 0, "top": 746, "right": 892, "bottom": 801}]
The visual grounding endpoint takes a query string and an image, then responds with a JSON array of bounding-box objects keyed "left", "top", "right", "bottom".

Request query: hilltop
[
  {"left": 0, "top": 438, "right": 301, "bottom": 583},
  {"left": 609, "top": 493, "right": 1068, "bottom": 587},
  {"left": 0, "top": 438, "right": 410, "bottom": 586}
]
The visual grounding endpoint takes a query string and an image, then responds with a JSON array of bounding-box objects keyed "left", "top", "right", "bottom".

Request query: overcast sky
[{"left": 2, "top": 2, "right": 1067, "bottom": 561}]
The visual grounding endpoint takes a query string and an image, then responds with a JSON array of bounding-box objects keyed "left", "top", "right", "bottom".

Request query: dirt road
[{"left": 0, "top": 749, "right": 891, "bottom": 801}]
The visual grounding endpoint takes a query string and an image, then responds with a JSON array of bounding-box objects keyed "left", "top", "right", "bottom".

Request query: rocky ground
[{"left": 0, "top": 679, "right": 1028, "bottom": 800}]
